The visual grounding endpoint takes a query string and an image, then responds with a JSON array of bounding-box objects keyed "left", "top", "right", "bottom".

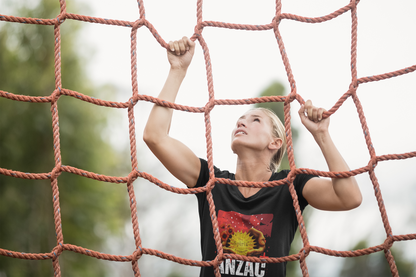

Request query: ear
[{"left": 268, "top": 137, "right": 283, "bottom": 151}]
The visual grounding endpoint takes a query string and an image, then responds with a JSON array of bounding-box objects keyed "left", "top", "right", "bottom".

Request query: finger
[
  {"left": 183, "top": 36, "right": 195, "bottom": 51},
  {"left": 307, "top": 104, "right": 314, "bottom": 121},
  {"left": 311, "top": 107, "right": 318, "bottom": 122},
  {"left": 181, "top": 36, "right": 190, "bottom": 51},
  {"left": 177, "top": 39, "right": 187, "bottom": 55},
  {"left": 171, "top": 40, "right": 180, "bottom": 55},
  {"left": 298, "top": 104, "right": 306, "bottom": 119},
  {"left": 304, "top": 100, "right": 313, "bottom": 111},
  {"left": 168, "top": 41, "right": 175, "bottom": 53},
  {"left": 176, "top": 40, "right": 184, "bottom": 55},
  {"left": 304, "top": 100, "right": 312, "bottom": 119},
  {"left": 317, "top": 107, "right": 324, "bottom": 121}
]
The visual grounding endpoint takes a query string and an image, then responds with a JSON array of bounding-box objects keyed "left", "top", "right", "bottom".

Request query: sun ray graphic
[{"left": 228, "top": 231, "right": 256, "bottom": 256}]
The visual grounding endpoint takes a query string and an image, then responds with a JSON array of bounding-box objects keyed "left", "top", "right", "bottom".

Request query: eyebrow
[{"left": 238, "top": 114, "right": 262, "bottom": 120}]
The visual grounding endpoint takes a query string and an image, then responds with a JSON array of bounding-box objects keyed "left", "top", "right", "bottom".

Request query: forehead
[{"left": 238, "top": 109, "right": 267, "bottom": 120}]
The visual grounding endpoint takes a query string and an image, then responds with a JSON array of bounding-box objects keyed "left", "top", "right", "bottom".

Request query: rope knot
[
  {"left": 52, "top": 244, "right": 64, "bottom": 260},
  {"left": 51, "top": 88, "right": 62, "bottom": 104},
  {"left": 272, "top": 16, "right": 281, "bottom": 29},
  {"left": 132, "top": 248, "right": 143, "bottom": 261},
  {"left": 283, "top": 91, "right": 297, "bottom": 106},
  {"left": 212, "top": 255, "right": 222, "bottom": 269},
  {"left": 205, "top": 178, "right": 216, "bottom": 191},
  {"left": 51, "top": 166, "right": 62, "bottom": 180},
  {"left": 193, "top": 23, "right": 203, "bottom": 38},
  {"left": 383, "top": 234, "right": 394, "bottom": 252},
  {"left": 300, "top": 246, "right": 310, "bottom": 260},
  {"left": 216, "top": 252, "right": 224, "bottom": 264},
  {"left": 55, "top": 12, "right": 66, "bottom": 26},
  {"left": 367, "top": 156, "right": 378, "bottom": 170},
  {"left": 285, "top": 171, "right": 296, "bottom": 186},
  {"left": 127, "top": 171, "right": 138, "bottom": 184},
  {"left": 128, "top": 96, "right": 138, "bottom": 109},
  {"left": 348, "top": 82, "right": 358, "bottom": 94},
  {"left": 132, "top": 19, "right": 144, "bottom": 31},
  {"left": 204, "top": 99, "right": 215, "bottom": 114}
]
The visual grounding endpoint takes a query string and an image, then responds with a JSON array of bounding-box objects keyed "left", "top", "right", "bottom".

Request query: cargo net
[{"left": 1, "top": 0, "right": 416, "bottom": 276}]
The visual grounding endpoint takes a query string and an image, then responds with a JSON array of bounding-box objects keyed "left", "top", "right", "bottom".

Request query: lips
[{"left": 234, "top": 128, "right": 247, "bottom": 136}]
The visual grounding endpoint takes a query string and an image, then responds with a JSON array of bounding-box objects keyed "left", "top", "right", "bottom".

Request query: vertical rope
[{"left": 49, "top": 1, "right": 67, "bottom": 274}]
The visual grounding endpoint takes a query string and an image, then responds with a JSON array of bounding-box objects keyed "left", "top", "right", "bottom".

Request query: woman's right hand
[{"left": 167, "top": 36, "right": 195, "bottom": 71}]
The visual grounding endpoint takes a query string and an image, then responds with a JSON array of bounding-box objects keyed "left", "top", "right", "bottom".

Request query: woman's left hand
[{"left": 298, "top": 99, "right": 329, "bottom": 138}]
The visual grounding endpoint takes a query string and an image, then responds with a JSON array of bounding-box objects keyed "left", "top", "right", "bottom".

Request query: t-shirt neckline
[{"left": 231, "top": 172, "right": 276, "bottom": 200}]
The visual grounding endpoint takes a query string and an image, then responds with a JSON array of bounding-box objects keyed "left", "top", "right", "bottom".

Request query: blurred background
[{"left": 0, "top": 0, "right": 415, "bottom": 276}]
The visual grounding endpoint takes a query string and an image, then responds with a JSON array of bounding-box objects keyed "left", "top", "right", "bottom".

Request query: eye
[{"left": 254, "top": 118, "right": 260, "bottom": 122}]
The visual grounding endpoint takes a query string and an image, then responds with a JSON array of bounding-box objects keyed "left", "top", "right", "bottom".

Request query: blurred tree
[
  {"left": 339, "top": 240, "right": 415, "bottom": 277},
  {"left": 167, "top": 272, "right": 183, "bottom": 277},
  {"left": 0, "top": 0, "right": 129, "bottom": 276},
  {"left": 255, "top": 81, "right": 305, "bottom": 277}
]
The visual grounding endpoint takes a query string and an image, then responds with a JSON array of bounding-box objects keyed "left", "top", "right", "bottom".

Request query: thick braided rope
[{"left": 1, "top": 0, "right": 416, "bottom": 276}]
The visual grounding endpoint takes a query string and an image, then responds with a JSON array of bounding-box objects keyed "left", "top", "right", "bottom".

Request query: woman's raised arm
[
  {"left": 299, "top": 100, "right": 362, "bottom": 211},
  {"left": 143, "top": 37, "right": 201, "bottom": 188}
]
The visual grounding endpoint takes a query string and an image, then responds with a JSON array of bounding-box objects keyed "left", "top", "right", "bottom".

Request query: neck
[{"left": 234, "top": 156, "right": 273, "bottom": 182}]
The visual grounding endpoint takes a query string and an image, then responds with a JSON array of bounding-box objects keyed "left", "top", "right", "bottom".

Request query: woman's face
[{"left": 231, "top": 110, "right": 275, "bottom": 154}]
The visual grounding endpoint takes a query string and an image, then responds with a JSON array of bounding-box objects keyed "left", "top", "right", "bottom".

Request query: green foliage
[
  {"left": 255, "top": 82, "right": 286, "bottom": 125},
  {"left": 340, "top": 240, "right": 415, "bottom": 277},
  {"left": 0, "top": 0, "right": 129, "bottom": 276},
  {"left": 167, "top": 272, "right": 183, "bottom": 277}
]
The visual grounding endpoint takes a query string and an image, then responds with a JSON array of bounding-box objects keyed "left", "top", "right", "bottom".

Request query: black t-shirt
[{"left": 195, "top": 159, "right": 316, "bottom": 277}]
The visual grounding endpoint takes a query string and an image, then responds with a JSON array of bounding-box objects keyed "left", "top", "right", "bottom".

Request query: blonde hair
[{"left": 252, "top": 107, "right": 287, "bottom": 172}]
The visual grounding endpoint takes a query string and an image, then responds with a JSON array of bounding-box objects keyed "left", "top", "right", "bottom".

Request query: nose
[{"left": 237, "top": 119, "right": 246, "bottom": 128}]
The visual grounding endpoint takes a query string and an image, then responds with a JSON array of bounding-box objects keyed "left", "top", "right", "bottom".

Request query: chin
[{"left": 230, "top": 142, "right": 239, "bottom": 155}]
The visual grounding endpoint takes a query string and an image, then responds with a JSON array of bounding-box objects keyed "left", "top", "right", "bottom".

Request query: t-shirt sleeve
[
  {"left": 195, "top": 158, "right": 210, "bottom": 188},
  {"left": 294, "top": 173, "right": 318, "bottom": 210}
]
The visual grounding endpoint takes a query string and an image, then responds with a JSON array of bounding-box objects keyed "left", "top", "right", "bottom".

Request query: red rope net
[{"left": 1, "top": 0, "right": 416, "bottom": 276}]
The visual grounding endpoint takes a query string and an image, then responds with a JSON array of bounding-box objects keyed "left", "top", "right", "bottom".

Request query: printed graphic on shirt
[
  {"left": 218, "top": 210, "right": 273, "bottom": 258},
  {"left": 219, "top": 259, "right": 266, "bottom": 277},
  {"left": 217, "top": 211, "right": 273, "bottom": 276}
]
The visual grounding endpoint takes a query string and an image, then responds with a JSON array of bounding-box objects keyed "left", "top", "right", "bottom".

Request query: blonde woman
[{"left": 143, "top": 37, "right": 362, "bottom": 277}]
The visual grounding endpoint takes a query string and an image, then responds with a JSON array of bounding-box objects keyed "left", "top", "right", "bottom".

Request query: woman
[{"left": 143, "top": 37, "right": 362, "bottom": 277}]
